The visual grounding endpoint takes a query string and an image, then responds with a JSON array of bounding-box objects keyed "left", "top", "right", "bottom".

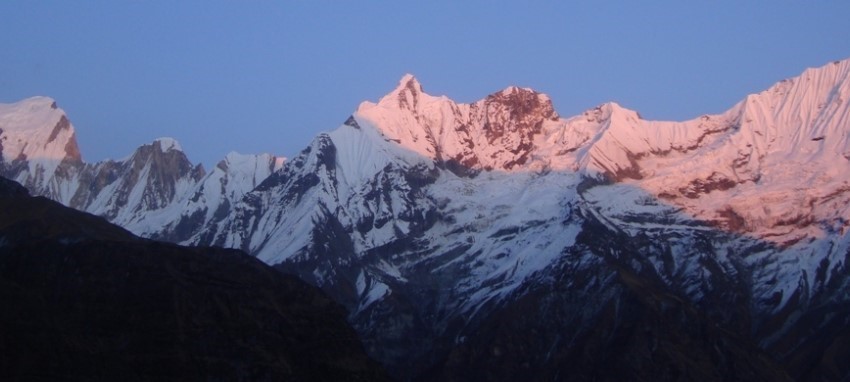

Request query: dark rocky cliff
[{"left": 0, "top": 177, "right": 388, "bottom": 381}]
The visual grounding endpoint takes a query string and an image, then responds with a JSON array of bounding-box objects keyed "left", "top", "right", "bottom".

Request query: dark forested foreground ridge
[
  {"left": 0, "top": 177, "right": 388, "bottom": 381},
  {"left": 3, "top": 59, "right": 850, "bottom": 380}
]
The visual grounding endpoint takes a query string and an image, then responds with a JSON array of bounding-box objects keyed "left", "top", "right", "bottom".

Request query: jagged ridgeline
[{"left": 2, "top": 58, "right": 850, "bottom": 380}]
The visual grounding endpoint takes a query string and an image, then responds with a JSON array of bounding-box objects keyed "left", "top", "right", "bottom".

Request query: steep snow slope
[
  {"left": 347, "top": 60, "right": 850, "bottom": 249},
  {"left": 606, "top": 59, "right": 850, "bottom": 246},
  {"left": 187, "top": 58, "right": 850, "bottom": 379},
  {"left": 78, "top": 138, "right": 206, "bottom": 236},
  {"left": 0, "top": 96, "right": 82, "bottom": 202},
  {"left": 0, "top": 97, "right": 80, "bottom": 164},
  {"left": 155, "top": 151, "right": 284, "bottom": 243},
  {"left": 197, "top": 82, "right": 585, "bottom": 298},
  {"left": 74, "top": 143, "right": 284, "bottom": 241}
]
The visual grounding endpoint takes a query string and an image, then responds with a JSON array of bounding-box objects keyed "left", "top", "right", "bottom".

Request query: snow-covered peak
[
  {"left": 370, "top": 73, "right": 432, "bottom": 114},
  {"left": 481, "top": 84, "right": 560, "bottom": 121},
  {"left": 397, "top": 73, "right": 422, "bottom": 93},
  {"left": 347, "top": 58, "right": 850, "bottom": 246},
  {"left": 153, "top": 137, "right": 182, "bottom": 153},
  {"left": 0, "top": 96, "right": 61, "bottom": 130},
  {"left": 499, "top": 85, "right": 536, "bottom": 96},
  {"left": 575, "top": 57, "right": 850, "bottom": 245},
  {"left": 221, "top": 151, "right": 253, "bottom": 167},
  {"left": 170, "top": 150, "right": 282, "bottom": 228},
  {"left": 599, "top": 101, "right": 638, "bottom": 119},
  {"left": 0, "top": 96, "right": 81, "bottom": 163},
  {"left": 0, "top": 96, "right": 83, "bottom": 201},
  {"left": 352, "top": 75, "right": 567, "bottom": 173}
]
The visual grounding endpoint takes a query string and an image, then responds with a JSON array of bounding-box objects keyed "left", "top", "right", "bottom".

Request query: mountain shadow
[{"left": 0, "top": 176, "right": 389, "bottom": 381}]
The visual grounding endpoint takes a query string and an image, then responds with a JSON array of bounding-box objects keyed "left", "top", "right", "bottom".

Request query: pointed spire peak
[
  {"left": 379, "top": 74, "right": 427, "bottom": 110},
  {"left": 601, "top": 101, "right": 625, "bottom": 110},
  {"left": 397, "top": 73, "right": 423, "bottom": 93}
]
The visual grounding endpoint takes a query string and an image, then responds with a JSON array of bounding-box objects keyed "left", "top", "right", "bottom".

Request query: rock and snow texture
[
  {"left": 0, "top": 99, "right": 284, "bottom": 241},
  {"left": 592, "top": 59, "right": 850, "bottom": 245},
  {"left": 355, "top": 74, "right": 565, "bottom": 173},
  {"left": 156, "top": 151, "right": 284, "bottom": 243},
  {"left": 190, "top": 59, "right": 850, "bottom": 377},
  {"left": 353, "top": 60, "right": 850, "bottom": 248},
  {"left": 3, "top": 58, "right": 850, "bottom": 379}
]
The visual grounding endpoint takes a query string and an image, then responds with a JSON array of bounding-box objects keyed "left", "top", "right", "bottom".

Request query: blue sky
[{"left": 2, "top": 1, "right": 849, "bottom": 166}]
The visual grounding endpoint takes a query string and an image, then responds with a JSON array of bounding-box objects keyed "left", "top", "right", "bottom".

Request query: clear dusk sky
[{"left": 2, "top": 1, "right": 849, "bottom": 166}]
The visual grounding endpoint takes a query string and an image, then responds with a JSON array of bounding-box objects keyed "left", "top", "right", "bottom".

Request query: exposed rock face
[
  {"left": 77, "top": 139, "right": 205, "bottom": 221},
  {"left": 0, "top": 177, "right": 388, "bottom": 381},
  {"left": 352, "top": 75, "right": 563, "bottom": 174}
]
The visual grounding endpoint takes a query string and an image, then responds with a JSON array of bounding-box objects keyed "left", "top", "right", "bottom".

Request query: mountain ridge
[
  {"left": 3, "top": 57, "right": 850, "bottom": 380},
  {"left": 0, "top": 101, "right": 285, "bottom": 242}
]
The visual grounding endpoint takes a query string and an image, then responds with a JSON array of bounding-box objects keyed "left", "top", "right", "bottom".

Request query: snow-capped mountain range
[
  {"left": 0, "top": 98, "right": 284, "bottom": 243},
  {"left": 3, "top": 58, "right": 850, "bottom": 380}
]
